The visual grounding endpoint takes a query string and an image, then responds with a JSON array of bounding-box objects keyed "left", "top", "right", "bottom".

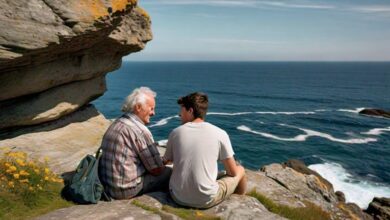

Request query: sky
[{"left": 125, "top": 0, "right": 390, "bottom": 61}]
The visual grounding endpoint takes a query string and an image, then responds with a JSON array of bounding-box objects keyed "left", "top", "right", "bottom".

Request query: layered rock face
[{"left": 0, "top": 0, "right": 152, "bottom": 130}]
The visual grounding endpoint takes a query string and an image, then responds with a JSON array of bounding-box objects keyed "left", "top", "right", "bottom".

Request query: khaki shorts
[
  {"left": 170, "top": 172, "right": 241, "bottom": 209},
  {"left": 202, "top": 174, "right": 241, "bottom": 208}
]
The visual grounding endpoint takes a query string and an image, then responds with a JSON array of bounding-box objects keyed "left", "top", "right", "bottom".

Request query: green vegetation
[
  {"left": 132, "top": 200, "right": 221, "bottom": 220},
  {"left": 247, "top": 189, "right": 331, "bottom": 220},
  {"left": 0, "top": 149, "right": 73, "bottom": 219}
]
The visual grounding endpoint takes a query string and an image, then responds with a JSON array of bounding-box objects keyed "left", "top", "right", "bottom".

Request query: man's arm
[
  {"left": 222, "top": 157, "right": 244, "bottom": 178},
  {"left": 136, "top": 141, "right": 165, "bottom": 176}
]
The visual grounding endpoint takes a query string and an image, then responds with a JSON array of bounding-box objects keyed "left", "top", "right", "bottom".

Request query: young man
[
  {"left": 164, "top": 92, "right": 246, "bottom": 208},
  {"left": 98, "top": 87, "right": 171, "bottom": 199}
]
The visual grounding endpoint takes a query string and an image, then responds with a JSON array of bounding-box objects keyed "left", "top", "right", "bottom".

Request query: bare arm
[{"left": 222, "top": 157, "right": 241, "bottom": 177}]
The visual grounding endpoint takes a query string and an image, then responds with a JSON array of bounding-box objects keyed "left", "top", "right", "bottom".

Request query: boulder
[
  {"left": 260, "top": 163, "right": 338, "bottom": 210},
  {"left": 366, "top": 197, "right": 390, "bottom": 220},
  {"left": 359, "top": 109, "right": 390, "bottom": 118},
  {"left": 0, "top": 76, "right": 107, "bottom": 130}
]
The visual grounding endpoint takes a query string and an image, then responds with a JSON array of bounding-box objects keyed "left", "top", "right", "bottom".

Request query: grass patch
[
  {"left": 0, "top": 182, "right": 73, "bottom": 220},
  {"left": 0, "top": 149, "right": 74, "bottom": 219},
  {"left": 131, "top": 200, "right": 220, "bottom": 220},
  {"left": 247, "top": 189, "right": 331, "bottom": 220}
]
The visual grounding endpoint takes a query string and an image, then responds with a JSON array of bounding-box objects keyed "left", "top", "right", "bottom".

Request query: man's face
[
  {"left": 179, "top": 106, "right": 194, "bottom": 124},
  {"left": 135, "top": 95, "right": 155, "bottom": 124}
]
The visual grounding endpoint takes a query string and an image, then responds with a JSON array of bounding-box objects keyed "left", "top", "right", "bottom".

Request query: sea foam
[
  {"left": 149, "top": 115, "right": 179, "bottom": 128},
  {"left": 337, "top": 107, "right": 366, "bottom": 114},
  {"left": 309, "top": 162, "right": 390, "bottom": 208},
  {"left": 237, "top": 124, "right": 377, "bottom": 144},
  {"left": 361, "top": 126, "right": 390, "bottom": 136},
  {"left": 208, "top": 111, "right": 315, "bottom": 116}
]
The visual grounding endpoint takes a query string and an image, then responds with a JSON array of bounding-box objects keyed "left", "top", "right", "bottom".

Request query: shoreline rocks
[{"left": 359, "top": 109, "right": 390, "bottom": 118}]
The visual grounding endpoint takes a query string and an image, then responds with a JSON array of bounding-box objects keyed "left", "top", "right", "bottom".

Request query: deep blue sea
[{"left": 93, "top": 61, "right": 390, "bottom": 208}]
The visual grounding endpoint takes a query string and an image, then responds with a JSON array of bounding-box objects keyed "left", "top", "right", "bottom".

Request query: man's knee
[{"left": 237, "top": 165, "right": 246, "bottom": 179}]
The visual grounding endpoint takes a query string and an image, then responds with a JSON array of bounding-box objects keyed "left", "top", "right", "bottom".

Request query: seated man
[
  {"left": 163, "top": 92, "right": 246, "bottom": 208},
  {"left": 98, "top": 87, "right": 171, "bottom": 199}
]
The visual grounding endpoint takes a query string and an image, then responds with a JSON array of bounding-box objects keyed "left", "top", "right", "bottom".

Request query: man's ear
[{"left": 134, "top": 103, "right": 142, "bottom": 113}]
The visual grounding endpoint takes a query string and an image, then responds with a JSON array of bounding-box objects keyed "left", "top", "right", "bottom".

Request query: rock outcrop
[
  {"left": 0, "top": 0, "right": 152, "bottom": 130},
  {"left": 366, "top": 197, "right": 390, "bottom": 220},
  {"left": 359, "top": 109, "right": 390, "bottom": 118},
  {"left": 0, "top": 105, "right": 111, "bottom": 173}
]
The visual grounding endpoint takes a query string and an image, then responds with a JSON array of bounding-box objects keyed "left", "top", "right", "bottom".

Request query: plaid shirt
[{"left": 98, "top": 114, "right": 163, "bottom": 199}]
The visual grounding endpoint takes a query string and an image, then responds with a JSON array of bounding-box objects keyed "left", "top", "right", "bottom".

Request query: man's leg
[
  {"left": 139, "top": 166, "right": 172, "bottom": 195},
  {"left": 233, "top": 165, "right": 247, "bottom": 194}
]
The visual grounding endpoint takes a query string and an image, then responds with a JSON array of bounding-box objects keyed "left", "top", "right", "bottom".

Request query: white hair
[{"left": 121, "top": 87, "right": 156, "bottom": 113}]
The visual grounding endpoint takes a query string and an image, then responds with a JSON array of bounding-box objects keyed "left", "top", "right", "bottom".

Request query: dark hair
[{"left": 177, "top": 92, "right": 208, "bottom": 119}]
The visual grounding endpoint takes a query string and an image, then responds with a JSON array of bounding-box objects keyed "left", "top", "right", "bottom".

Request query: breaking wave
[{"left": 237, "top": 124, "right": 377, "bottom": 144}]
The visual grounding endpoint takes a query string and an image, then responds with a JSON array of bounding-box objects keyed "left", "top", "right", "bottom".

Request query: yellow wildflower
[
  {"left": 44, "top": 156, "right": 50, "bottom": 162},
  {"left": 28, "top": 186, "right": 34, "bottom": 191},
  {"left": 44, "top": 176, "right": 49, "bottom": 181},
  {"left": 195, "top": 211, "right": 204, "bottom": 217},
  {"left": 9, "top": 166, "right": 17, "bottom": 172},
  {"left": 6, "top": 169, "right": 12, "bottom": 173},
  {"left": 19, "top": 170, "right": 30, "bottom": 176},
  {"left": 34, "top": 169, "right": 40, "bottom": 174},
  {"left": 44, "top": 168, "right": 50, "bottom": 174},
  {"left": 7, "top": 152, "right": 26, "bottom": 159},
  {"left": 4, "top": 162, "right": 11, "bottom": 167},
  {"left": 13, "top": 174, "right": 20, "bottom": 179},
  {"left": 28, "top": 161, "right": 35, "bottom": 167},
  {"left": 8, "top": 181, "right": 14, "bottom": 188},
  {"left": 19, "top": 179, "right": 29, "bottom": 183},
  {"left": 16, "top": 159, "right": 26, "bottom": 166}
]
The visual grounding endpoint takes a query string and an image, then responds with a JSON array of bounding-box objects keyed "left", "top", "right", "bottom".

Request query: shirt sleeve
[
  {"left": 133, "top": 131, "right": 164, "bottom": 172},
  {"left": 218, "top": 131, "right": 235, "bottom": 161}
]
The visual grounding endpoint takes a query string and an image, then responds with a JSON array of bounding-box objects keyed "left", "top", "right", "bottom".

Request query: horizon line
[{"left": 123, "top": 60, "right": 390, "bottom": 62}]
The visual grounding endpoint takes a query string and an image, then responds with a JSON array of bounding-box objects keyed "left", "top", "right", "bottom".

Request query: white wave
[
  {"left": 314, "top": 109, "right": 331, "bottom": 112},
  {"left": 337, "top": 107, "right": 366, "bottom": 113},
  {"left": 361, "top": 126, "right": 390, "bottom": 136},
  {"left": 208, "top": 112, "right": 252, "bottom": 116},
  {"left": 208, "top": 111, "right": 315, "bottom": 116},
  {"left": 237, "top": 124, "right": 377, "bottom": 144},
  {"left": 149, "top": 115, "right": 179, "bottom": 128},
  {"left": 309, "top": 162, "right": 390, "bottom": 208}
]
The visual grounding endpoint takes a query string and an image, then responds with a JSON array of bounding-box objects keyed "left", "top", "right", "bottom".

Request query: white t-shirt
[{"left": 164, "top": 122, "right": 234, "bottom": 207}]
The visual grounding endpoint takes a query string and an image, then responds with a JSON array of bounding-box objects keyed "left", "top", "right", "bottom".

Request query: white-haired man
[{"left": 98, "top": 87, "right": 171, "bottom": 199}]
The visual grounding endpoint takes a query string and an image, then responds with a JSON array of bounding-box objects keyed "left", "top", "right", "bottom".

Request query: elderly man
[
  {"left": 98, "top": 87, "right": 171, "bottom": 199},
  {"left": 164, "top": 92, "right": 246, "bottom": 208}
]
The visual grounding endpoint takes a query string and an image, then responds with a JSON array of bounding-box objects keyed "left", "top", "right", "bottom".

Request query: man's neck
[{"left": 192, "top": 118, "right": 204, "bottom": 123}]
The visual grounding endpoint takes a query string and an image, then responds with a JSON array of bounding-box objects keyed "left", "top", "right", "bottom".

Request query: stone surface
[
  {"left": 261, "top": 163, "right": 338, "bottom": 210},
  {"left": 0, "top": 76, "right": 107, "bottom": 130},
  {"left": 204, "top": 194, "right": 286, "bottom": 220},
  {"left": 34, "top": 200, "right": 162, "bottom": 220},
  {"left": 0, "top": 105, "right": 111, "bottom": 173},
  {"left": 359, "top": 109, "right": 390, "bottom": 118},
  {"left": 366, "top": 197, "right": 390, "bottom": 220}
]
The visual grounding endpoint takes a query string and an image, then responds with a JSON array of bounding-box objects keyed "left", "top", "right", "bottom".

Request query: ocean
[{"left": 93, "top": 61, "right": 390, "bottom": 208}]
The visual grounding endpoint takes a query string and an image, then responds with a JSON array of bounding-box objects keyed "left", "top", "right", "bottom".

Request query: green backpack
[{"left": 62, "top": 148, "right": 110, "bottom": 204}]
